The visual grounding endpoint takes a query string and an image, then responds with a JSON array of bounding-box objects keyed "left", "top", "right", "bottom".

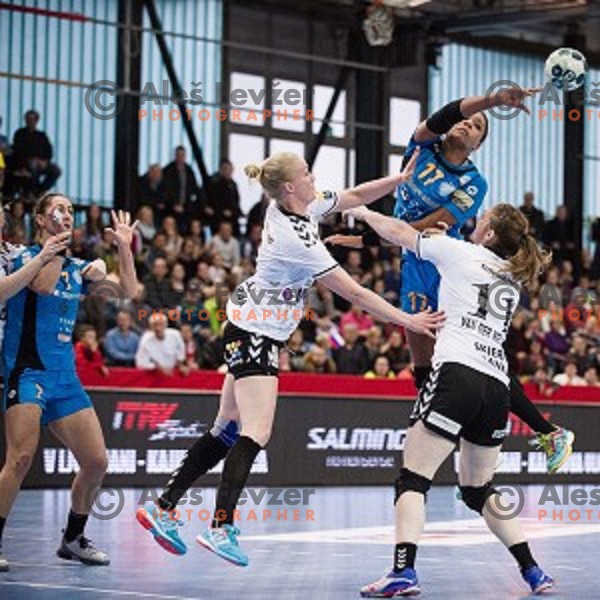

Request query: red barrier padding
[
  {"left": 78, "top": 368, "right": 600, "bottom": 405},
  {"left": 0, "top": 3, "right": 90, "bottom": 22}
]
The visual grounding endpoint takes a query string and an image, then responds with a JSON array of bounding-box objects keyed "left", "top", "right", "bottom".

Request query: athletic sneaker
[
  {"left": 136, "top": 503, "right": 187, "bottom": 555},
  {"left": 522, "top": 565, "right": 554, "bottom": 594},
  {"left": 57, "top": 532, "right": 110, "bottom": 565},
  {"left": 360, "top": 568, "right": 421, "bottom": 597},
  {"left": 196, "top": 525, "right": 248, "bottom": 567},
  {"left": 0, "top": 542, "right": 9, "bottom": 572},
  {"left": 530, "top": 427, "right": 575, "bottom": 474}
]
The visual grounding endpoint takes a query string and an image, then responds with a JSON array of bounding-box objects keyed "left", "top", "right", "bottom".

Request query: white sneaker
[{"left": 57, "top": 533, "right": 110, "bottom": 566}]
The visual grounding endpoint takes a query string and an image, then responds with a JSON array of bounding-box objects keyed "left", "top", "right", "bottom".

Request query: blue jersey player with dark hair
[
  {"left": 0, "top": 193, "right": 138, "bottom": 571},
  {"left": 327, "top": 84, "right": 574, "bottom": 476}
]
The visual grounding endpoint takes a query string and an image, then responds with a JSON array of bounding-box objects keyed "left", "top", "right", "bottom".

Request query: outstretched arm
[
  {"left": 345, "top": 206, "right": 419, "bottom": 253},
  {"left": 333, "top": 150, "right": 419, "bottom": 212},
  {"left": 0, "top": 233, "right": 71, "bottom": 301},
  {"left": 414, "top": 86, "right": 542, "bottom": 143},
  {"left": 105, "top": 210, "right": 139, "bottom": 299},
  {"left": 319, "top": 267, "right": 444, "bottom": 338}
]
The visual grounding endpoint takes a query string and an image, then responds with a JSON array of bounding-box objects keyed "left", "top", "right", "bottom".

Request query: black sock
[
  {"left": 213, "top": 436, "right": 262, "bottom": 527},
  {"left": 64, "top": 510, "right": 89, "bottom": 542},
  {"left": 413, "top": 366, "right": 432, "bottom": 391},
  {"left": 394, "top": 543, "right": 417, "bottom": 572},
  {"left": 158, "top": 433, "right": 230, "bottom": 511},
  {"left": 0, "top": 516, "right": 5, "bottom": 544},
  {"left": 509, "top": 541, "right": 537, "bottom": 572},
  {"left": 509, "top": 374, "right": 554, "bottom": 434}
]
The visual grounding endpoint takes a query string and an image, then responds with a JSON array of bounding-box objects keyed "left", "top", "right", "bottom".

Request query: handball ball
[{"left": 544, "top": 47, "right": 588, "bottom": 91}]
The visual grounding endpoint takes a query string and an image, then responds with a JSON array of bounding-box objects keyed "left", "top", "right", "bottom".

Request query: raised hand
[
  {"left": 397, "top": 147, "right": 420, "bottom": 184},
  {"left": 105, "top": 210, "right": 139, "bottom": 248},
  {"left": 494, "top": 85, "right": 543, "bottom": 115}
]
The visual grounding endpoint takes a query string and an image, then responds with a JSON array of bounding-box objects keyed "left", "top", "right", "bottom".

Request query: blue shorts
[
  {"left": 3, "top": 368, "right": 92, "bottom": 426},
  {"left": 400, "top": 251, "right": 440, "bottom": 314}
]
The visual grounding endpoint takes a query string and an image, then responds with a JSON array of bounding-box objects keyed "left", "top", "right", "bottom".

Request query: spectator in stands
[
  {"left": 520, "top": 192, "right": 545, "bottom": 239},
  {"left": 364, "top": 325, "right": 383, "bottom": 363},
  {"left": 188, "top": 260, "right": 216, "bottom": 302},
  {"left": 207, "top": 250, "right": 227, "bottom": 283},
  {"left": 162, "top": 215, "right": 184, "bottom": 263},
  {"left": 584, "top": 366, "right": 600, "bottom": 387},
  {"left": 569, "top": 335, "right": 590, "bottom": 375},
  {"left": 180, "top": 323, "right": 199, "bottom": 370},
  {"left": 364, "top": 354, "right": 396, "bottom": 379},
  {"left": 162, "top": 146, "right": 199, "bottom": 223},
  {"left": 187, "top": 218, "right": 205, "bottom": 247},
  {"left": 543, "top": 205, "right": 575, "bottom": 265},
  {"left": 104, "top": 310, "right": 140, "bottom": 367},
  {"left": 333, "top": 323, "right": 369, "bottom": 375},
  {"left": 178, "top": 238, "right": 200, "bottom": 281},
  {"left": 12, "top": 109, "right": 61, "bottom": 196},
  {"left": 246, "top": 194, "right": 269, "bottom": 233},
  {"left": 143, "top": 257, "right": 175, "bottom": 310},
  {"left": 206, "top": 158, "right": 242, "bottom": 235},
  {"left": 300, "top": 344, "right": 336, "bottom": 374},
  {"left": 84, "top": 204, "right": 105, "bottom": 254},
  {"left": 544, "top": 320, "right": 570, "bottom": 370},
  {"left": 75, "top": 325, "right": 109, "bottom": 379},
  {"left": 135, "top": 205, "right": 157, "bottom": 248},
  {"left": 210, "top": 221, "right": 240, "bottom": 270},
  {"left": 4, "top": 199, "right": 30, "bottom": 242},
  {"left": 144, "top": 232, "right": 168, "bottom": 272},
  {"left": 340, "top": 305, "right": 374, "bottom": 337},
  {"left": 532, "top": 367, "right": 556, "bottom": 398},
  {"left": 135, "top": 313, "right": 188, "bottom": 375},
  {"left": 344, "top": 250, "right": 363, "bottom": 278},
  {"left": 552, "top": 359, "right": 585, "bottom": 386},
  {"left": 170, "top": 262, "right": 186, "bottom": 308},
  {"left": 70, "top": 228, "right": 93, "bottom": 261},
  {"left": 138, "top": 163, "right": 167, "bottom": 218},
  {"left": 381, "top": 329, "right": 411, "bottom": 373},
  {"left": 241, "top": 222, "right": 262, "bottom": 263},
  {"left": 517, "top": 339, "right": 546, "bottom": 376}
]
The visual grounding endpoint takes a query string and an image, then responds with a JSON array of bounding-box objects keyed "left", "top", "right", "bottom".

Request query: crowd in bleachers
[{"left": 2, "top": 109, "right": 600, "bottom": 389}]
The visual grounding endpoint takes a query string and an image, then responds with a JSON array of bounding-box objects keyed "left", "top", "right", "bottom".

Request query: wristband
[{"left": 426, "top": 98, "right": 465, "bottom": 135}]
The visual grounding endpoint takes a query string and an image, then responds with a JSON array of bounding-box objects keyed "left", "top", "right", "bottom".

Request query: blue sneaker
[
  {"left": 530, "top": 426, "right": 575, "bottom": 474},
  {"left": 360, "top": 568, "right": 421, "bottom": 597},
  {"left": 522, "top": 566, "right": 554, "bottom": 594},
  {"left": 136, "top": 503, "right": 187, "bottom": 556},
  {"left": 196, "top": 525, "right": 248, "bottom": 567}
]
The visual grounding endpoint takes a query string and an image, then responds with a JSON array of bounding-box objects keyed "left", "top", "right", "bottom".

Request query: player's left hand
[
  {"left": 105, "top": 210, "right": 139, "bottom": 248},
  {"left": 494, "top": 85, "right": 543, "bottom": 115},
  {"left": 406, "top": 307, "right": 446, "bottom": 339}
]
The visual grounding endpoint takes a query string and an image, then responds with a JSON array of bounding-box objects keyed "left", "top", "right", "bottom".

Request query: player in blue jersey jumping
[
  {"left": 0, "top": 193, "right": 138, "bottom": 571},
  {"left": 327, "top": 86, "right": 574, "bottom": 475}
]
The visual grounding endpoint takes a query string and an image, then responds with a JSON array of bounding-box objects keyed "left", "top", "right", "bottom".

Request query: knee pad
[
  {"left": 210, "top": 417, "right": 240, "bottom": 448},
  {"left": 394, "top": 468, "right": 432, "bottom": 503},
  {"left": 459, "top": 483, "right": 498, "bottom": 514}
]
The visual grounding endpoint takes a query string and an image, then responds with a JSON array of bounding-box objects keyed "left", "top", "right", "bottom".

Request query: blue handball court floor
[{"left": 1, "top": 485, "right": 598, "bottom": 599}]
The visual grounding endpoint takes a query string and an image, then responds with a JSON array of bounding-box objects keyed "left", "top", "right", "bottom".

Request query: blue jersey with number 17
[
  {"left": 3, "top": 246, "right": 90, "bottom": 374},
  {"left": 394, "top": 134, "right": 487, "bottom": 238},
  {"left": 394, "top": 134, "right": 488, "bottom": 314}
]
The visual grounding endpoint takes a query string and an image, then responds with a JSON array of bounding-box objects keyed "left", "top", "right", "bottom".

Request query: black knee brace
[
  {"left": 459, "top": 483, "right": 498, "bottom": 514},
  {"left": 394, "top": 468, "right": 432, "bottom": 503}
]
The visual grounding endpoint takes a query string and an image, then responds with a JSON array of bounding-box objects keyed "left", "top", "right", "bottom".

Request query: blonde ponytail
[
  {"left": 243, "top": 152, "right": 303, "bottom": 201},
  {"left": 505, "top": 232, "right": 552, "bottom": 286}
]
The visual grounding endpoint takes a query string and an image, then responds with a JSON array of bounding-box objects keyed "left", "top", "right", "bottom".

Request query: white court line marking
[
  {"left": 243, "top": 519, "right": 600, "bottom": 546},
  {"left": 9, "top": 562, "right": 81, "bottom": 570},
  {"left": 0, "top": 582, "right": 200, "bottom": 599},
  {"left": 331, "top": 553, "right": 354, "bottom": 557}
]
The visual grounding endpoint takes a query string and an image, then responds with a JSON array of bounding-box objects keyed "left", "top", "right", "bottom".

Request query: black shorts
[
  {"left": 223, "top": 322, "right": 284, "bottom": 380},
  {"left": 410, "top": 362, "right": 510, "bottom": 447}
]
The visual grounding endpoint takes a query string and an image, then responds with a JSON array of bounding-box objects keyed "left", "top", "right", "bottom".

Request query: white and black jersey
[
  {"left": 415, "top": 233, "right": 520, "bottom": 386},
  {"left": 226, "top": 191, "right": 340, "bottom": 342},
  {"left": 0, "top": 241, "right": 24, "bottom": 350}
]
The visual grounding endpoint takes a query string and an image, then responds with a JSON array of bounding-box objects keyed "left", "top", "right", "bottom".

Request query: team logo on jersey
[
  {"left": 35, "top": 383, "right": 44, "bottom": 400},
  {"left": 466, "top": 185, "right": 478, "bottom": 196},
  {"left": 451, "top": 189, "right": 475, "bottom": 212}
]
